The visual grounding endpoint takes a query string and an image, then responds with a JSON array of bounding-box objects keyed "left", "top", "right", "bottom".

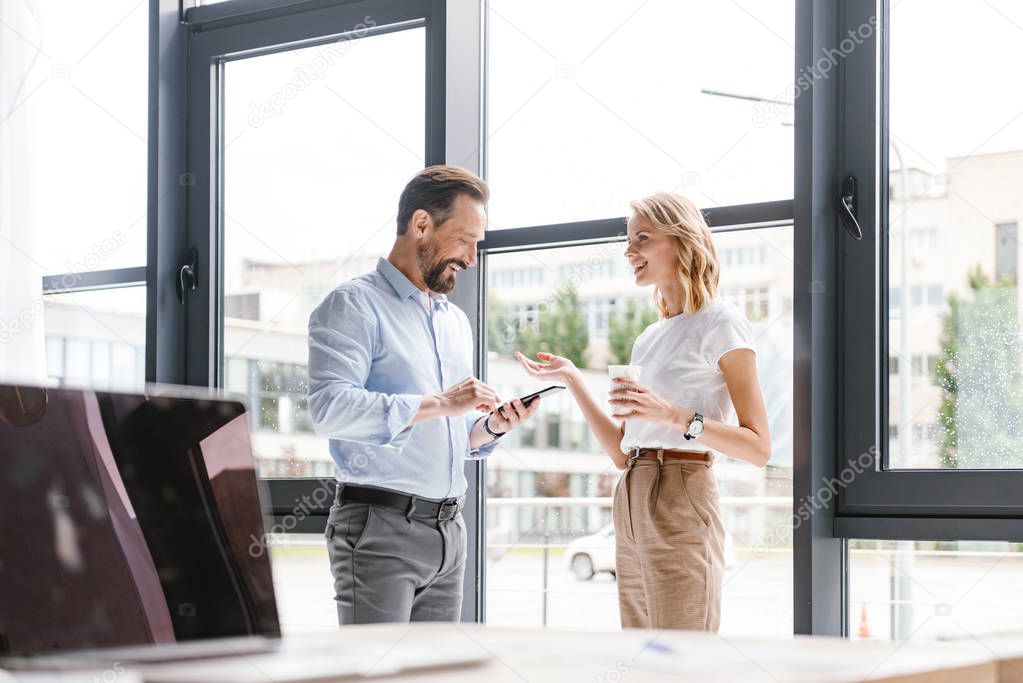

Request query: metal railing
[{"left": 486, "top": 495, "right": 791, "bottom": 626}]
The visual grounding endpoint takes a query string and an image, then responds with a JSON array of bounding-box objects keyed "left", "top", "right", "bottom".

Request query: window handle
[
  {"left": 839, "top": 175, "right": 863, "bottom": 240},
  {"left": 176, "top": 247, "right": 199, "bottom": 304}
]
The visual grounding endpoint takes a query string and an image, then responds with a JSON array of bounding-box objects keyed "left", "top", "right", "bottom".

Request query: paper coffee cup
[{"left": 608, "top": 365, "right": 642, "bottom": 416}]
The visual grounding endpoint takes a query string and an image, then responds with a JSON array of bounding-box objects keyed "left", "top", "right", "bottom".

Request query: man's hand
[
  {"left": 438, "top": 376, "right": 501, "bottom": 415},
  {"left": 414, "top": 377, "right": 501, "bottom": 426},
  {"left": 487, "top": 397, "right": 542, "bottom": 434}
]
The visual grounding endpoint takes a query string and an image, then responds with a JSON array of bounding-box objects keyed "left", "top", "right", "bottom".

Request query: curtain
[{"left": 0, "top": 0, "right": 47, "bottom": 383}]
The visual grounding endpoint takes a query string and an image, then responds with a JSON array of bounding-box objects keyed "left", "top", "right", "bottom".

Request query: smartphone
[{"left": 504, "top": 385, "right": 566, "bottom": 411}]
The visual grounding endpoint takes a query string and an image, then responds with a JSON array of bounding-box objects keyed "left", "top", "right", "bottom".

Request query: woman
[{"left": 516, "top": 192, "right": 770, "bottom": 632}]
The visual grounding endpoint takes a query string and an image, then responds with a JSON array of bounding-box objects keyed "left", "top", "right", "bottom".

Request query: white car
[
  {"left": 564, "top": 524, "right": 618, "bottom": 580},
  {"left": 564, "top": 524, "right": 738, "bottom": 580}
]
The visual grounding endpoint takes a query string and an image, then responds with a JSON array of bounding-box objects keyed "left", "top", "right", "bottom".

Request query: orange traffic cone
[{"left": 857, "top": 603, "right": 871, "bottom": 639}]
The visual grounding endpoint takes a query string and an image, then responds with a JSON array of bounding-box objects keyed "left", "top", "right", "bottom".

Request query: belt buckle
[{"left": 438, "top": 500, "right": 459, "bottom": 521}]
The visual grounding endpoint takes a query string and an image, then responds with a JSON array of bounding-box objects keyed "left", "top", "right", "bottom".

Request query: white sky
[{"left": 5, "top": 0, "right": 1023, "bottom": 280}]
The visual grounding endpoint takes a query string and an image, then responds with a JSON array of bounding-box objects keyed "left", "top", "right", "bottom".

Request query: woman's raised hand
[{"left": 514, "top": 351, "right": 579, "bottom": 384}]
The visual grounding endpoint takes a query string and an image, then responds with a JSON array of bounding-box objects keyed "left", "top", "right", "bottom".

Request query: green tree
[
  {"left": 607, "top": 298, "right": 658, "bottom": 366},
  {"left": 517, "top": 284, "right": 590, "bottom": 368},
  {"left": 934, "top": 265, "right": 1023, "bottom": 468}
]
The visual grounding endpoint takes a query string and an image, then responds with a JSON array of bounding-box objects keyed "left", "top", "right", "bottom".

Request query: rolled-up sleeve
[
  {"left": 465, "top": 410, "right": 500, "bottom": 460},
  {"left": 307, "top": 289, "right": 421, "bottom": 450}
]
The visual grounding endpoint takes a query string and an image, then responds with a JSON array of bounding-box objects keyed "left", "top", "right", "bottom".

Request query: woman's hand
[
  {"left": 514, "top": 351, "right": 580, "bottom": 384},
  {"left": 608, "top": 378, "right": 690, "bottom": 425}
]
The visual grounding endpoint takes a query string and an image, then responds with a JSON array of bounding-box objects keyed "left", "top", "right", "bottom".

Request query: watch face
[{"left": 689, "top": 418, "right": 704, "bottom": 436}]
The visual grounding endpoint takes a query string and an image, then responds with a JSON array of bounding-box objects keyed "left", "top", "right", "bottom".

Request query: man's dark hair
[{"left": 396, "top": 165, "right": 489, "bottom": 235}]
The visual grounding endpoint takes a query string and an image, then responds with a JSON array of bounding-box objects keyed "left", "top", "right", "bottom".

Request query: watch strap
[{"left": 483, "top": 413, "right": 505, "bottom": 439}]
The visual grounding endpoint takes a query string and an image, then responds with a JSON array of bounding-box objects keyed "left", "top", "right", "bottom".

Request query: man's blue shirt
[{"left": 307, "top": 257, "right": 498, "bottom": 499}]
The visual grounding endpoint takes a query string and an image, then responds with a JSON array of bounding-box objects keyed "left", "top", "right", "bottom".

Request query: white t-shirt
[{"left": 620, "top": 299, "right": 756, "bottom": 455}]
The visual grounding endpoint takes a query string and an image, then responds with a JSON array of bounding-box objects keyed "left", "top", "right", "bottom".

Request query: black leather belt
[{"left": 335, "top": 483, "right": 464, "bottom": 521}]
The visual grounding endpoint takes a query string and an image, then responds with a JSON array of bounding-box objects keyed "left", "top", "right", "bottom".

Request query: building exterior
[{"left": 887, "top": 150, "right": 1023, "bottom": 467}]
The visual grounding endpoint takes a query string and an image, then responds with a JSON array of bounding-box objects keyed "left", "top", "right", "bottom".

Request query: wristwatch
[
  {"left": 683, "top": 412, "right": 705, "bottom": 440},
  {"left": 483, "top": 413, "right": 506, "bottom": 439}
]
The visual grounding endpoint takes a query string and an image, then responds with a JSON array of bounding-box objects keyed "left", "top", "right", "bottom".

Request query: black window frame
[
  {"left": 174, "top": 0, "right": 467, "bottom": 608},
  {"left": 833, "top": 0, "right": 1023, "bottom": 540}
]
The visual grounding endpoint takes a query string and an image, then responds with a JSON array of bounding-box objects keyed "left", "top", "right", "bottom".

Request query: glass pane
[
  {"left": 265, "top": 534, "right": 335, "bottom": 635},
  {"left": 484, "top": 225, "right": 793, "bottom": 633},
  {"left": 220, "top": 27, "right": 425, "bottom": 478},
  {"left": 42, "top": 287, "right": 146, "bottom": 390},
  {"left": 849, "top": 540, "right": 1023, "bottom": 641},
  {"left": 2, "top": 1, "right": 147, "bottom": 273},
  {"left": 887, "top": 2, "right": 1023, "bottom": 468},
  {"left": 486, "top": 1, "right": 794, "bottom": 228}
]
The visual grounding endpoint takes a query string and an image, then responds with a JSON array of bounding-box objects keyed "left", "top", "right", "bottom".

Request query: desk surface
[{"left": 301, "top": 623, "right": 1023, "bottom": 683}]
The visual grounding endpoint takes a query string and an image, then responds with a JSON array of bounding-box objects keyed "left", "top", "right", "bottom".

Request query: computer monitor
[{"left": 0, "top": 383, "right": 280, "bottom": 657}]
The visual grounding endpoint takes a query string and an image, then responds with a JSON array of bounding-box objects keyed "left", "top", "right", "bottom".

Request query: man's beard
[{"left": 417, "top": 243, "right": 464, "bottom": 295}]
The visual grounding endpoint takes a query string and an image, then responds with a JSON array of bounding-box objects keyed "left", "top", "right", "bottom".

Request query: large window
[
  {"left": 484, "top": 229, "right": 794, "bottom": 633},
  {"left": 42, "top": 287, "right": 146, "bottom": 390},
  {"left": 1, "top": 1, "right": 148, "bottom": 384},
  {"left": 16, "top": 1, "right": 149, "bottom": 272},
  {"left": 169, "top": 0, "right": 1023, "bottom": 637},
  {"left": 486, "top": 0, "right": 794, "bottom": 228},
  {"left": 219, "top": 27, "right": 426, "bottom": 478},
  {"left": 885, "top": 1, "right": 1023, "bottom": 470},
  {"left": 836, "top": 0, "right": 1023, "bottom": 571},
  {"left": 182, "top": 0, "right": 448, "bottom": 626},
  {"left": 849, "top": 540, "right": 1023, "bottom": 642},
  {"left": 482, "top": 0, "right": 796, "bottom": 631}
]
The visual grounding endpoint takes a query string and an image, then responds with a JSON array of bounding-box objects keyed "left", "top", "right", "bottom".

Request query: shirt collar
[{"left": 376, "top": 257, "right": 449, "bottom": 310}]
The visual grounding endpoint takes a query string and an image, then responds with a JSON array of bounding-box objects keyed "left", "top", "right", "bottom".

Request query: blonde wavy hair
[{"left": 629, "top": 192, "right": 719, "bottom": 318}]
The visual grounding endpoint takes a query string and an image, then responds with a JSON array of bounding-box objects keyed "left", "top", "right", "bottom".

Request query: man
[{"left": 307, "top": 165, "right": 540, "bottom": 624}]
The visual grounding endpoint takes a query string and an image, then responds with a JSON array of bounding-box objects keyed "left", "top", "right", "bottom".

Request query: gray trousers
[{"left": 324, "top": 501, "right": 466, "bottom": 624}]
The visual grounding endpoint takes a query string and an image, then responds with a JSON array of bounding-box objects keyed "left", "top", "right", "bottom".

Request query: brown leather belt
[{"left": 632, "top": 447, "right": 711, "bottom": 463}]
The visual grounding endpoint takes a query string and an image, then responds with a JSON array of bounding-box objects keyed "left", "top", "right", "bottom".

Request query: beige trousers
[{"left": 612, "top": 452, "right": 726, "bottom": 631}]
